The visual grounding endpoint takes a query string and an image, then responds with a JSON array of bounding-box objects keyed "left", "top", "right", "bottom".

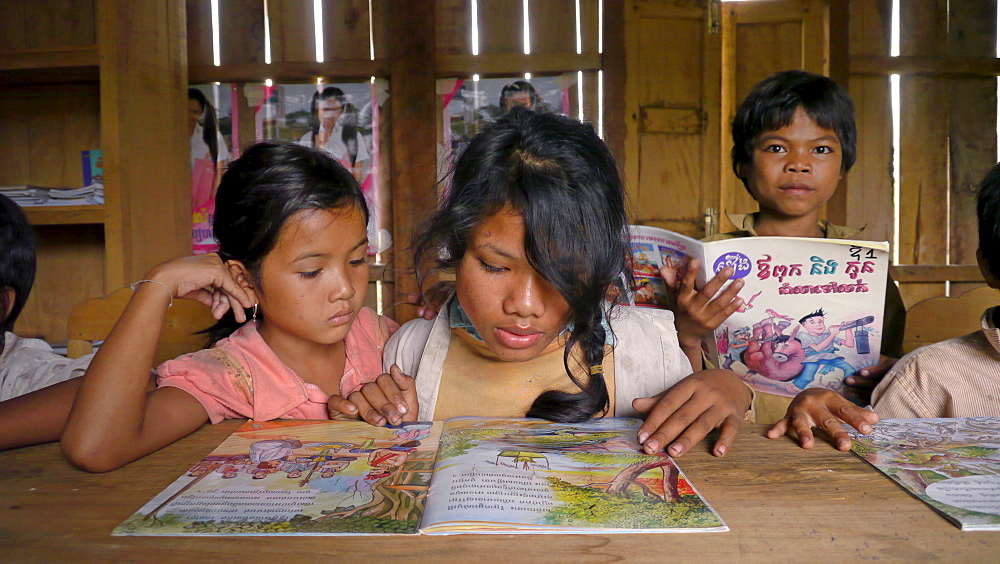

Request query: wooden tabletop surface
[{"left": 2, "top": 421, "right": 998, "bottom": 561}]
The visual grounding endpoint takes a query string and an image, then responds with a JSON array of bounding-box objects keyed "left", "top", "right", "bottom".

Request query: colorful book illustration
[
  {"left": 849, "top": 417, "right": 1000, "bottom": 531},
  {"left": 113, "top": 417, "right": 727, "bottom": 536},
  {"left": 81, "top": 149, "right": 103, "bottom": 185},
  {"left": 628, "top": 226, "right": 889, "bottom": 399}
]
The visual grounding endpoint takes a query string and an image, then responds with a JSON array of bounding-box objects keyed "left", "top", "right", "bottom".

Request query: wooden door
[{"left": 626, "top": 0, "right": 831, "bottom": 237}]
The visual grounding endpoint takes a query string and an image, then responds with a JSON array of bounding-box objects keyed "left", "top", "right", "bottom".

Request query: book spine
[{"left": 82, "top": 151, "right": 92, "bottom": 185}]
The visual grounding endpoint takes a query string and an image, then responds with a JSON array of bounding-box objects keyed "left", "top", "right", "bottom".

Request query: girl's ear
[
  {"left": 0, "top": 286, "right": 15, "bottom": 324},
  {"left": 977, "top": 249, "right": 1000, "bottom": 290},
  {"left": 225, "top": 260, "right": 259, "bottom": 302}
]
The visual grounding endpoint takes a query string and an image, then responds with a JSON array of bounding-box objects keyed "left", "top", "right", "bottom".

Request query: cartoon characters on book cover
[{"left": 629, "top": 226, "right": 889, "bottom": 399}]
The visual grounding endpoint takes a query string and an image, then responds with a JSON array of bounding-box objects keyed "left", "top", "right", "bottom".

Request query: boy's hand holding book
[{"left": 662, "top": 260, "right": 745, "bottom": 364}]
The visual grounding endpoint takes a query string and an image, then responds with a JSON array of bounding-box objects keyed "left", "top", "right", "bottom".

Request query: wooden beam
[
  {"left": 388, "top": 0, "right": 437, "bottom": 324},
  {"left": 851, "top": 54, "right": 1000, "bottom": 77},
  {"left": 824, "top": 0, "right": 850, "bottom": 227},
  {"left": 890, "top": 265, "right": 984, "bottom": 283},
  {"left": 190, "top": 60, "right": 389, "bottom": 83},
  {"left": 98, "top": 0, "right": 190, "bottom": 289},
  {"left": 436, "top": 52, "right": 603, "bottom": 77},
  {"left": 602, "top": 0, "right": 626, "bottom": 164},
  {"left": 24, "top": 206, "right": 105, "bottom": 226},
  {"left": 0, "top": 46, "right": 98, "bottom": 70},
  {"left": 640, "top": 107, "right": 703, "bottom": 135}
]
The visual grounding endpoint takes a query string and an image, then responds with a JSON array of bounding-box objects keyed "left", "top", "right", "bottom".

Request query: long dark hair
[
  {"left": 414, "top": 108, "right": 629, "bottom": 422},
  {"left": 204, "top": 142, "right": 369, "bottom": 344},
  {"left": 978, "top": 162, "right": 1000, "bottom": 281},
  {"left": 0, "top": 194, "right": 36, "bottom": 343},
  {"left": 189, "top": 88, "right": 220, "bottom": 165}
]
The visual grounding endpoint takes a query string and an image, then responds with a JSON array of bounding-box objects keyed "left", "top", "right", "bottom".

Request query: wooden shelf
[
  {"left": 436, "top": 52, "right": 603, "bottom": 77},
  {"left": 0, "top": 46, "right": 99, "bottom": 84},
  {"left": 23, "top": 205, "right": 105, "bottom": 226},
  {"left": 190, "top": 59, "right": 389, "bottom": 83}
]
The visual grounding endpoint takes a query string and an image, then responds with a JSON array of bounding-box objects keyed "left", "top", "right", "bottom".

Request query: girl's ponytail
[{"left": 526, "top": 306, "right": 610, "bottom": 421}]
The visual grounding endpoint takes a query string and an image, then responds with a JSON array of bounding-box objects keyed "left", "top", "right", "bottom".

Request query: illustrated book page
[
  {"left": 849, "top": 417, "right": 1000, "bottom": 531},
  {"left": 628, "top": 226, "right": 889, "bottom": 399},
  {"left": 114, "top": 417, "right": 726, "bottom": 535},
  {"left": 114, "top": 420, "right": 441, "bottom": 535},
  {"left": 419, "top": 417, "right": 727, "bottom": 534}
]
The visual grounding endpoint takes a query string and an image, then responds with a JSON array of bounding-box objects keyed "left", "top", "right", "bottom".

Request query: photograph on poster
[
  {"left": 258, "top": 82, "right": 386, "bottom": 255},
  {"left": 439, "top": 75, "right": 573, "bottom": 178},
  {"left": 189, "top": 84, "right": 234, "bottom": 255}
]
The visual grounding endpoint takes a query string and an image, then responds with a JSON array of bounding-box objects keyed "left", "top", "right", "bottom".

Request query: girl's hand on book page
[
  {"left": 345, "top": 365, "right": 418, "bottom": 427},
  {"left": 766, "top": 388, "right": 879, "bottom": 451},
  {"left": 143, "top": 254, "right": 253, "bottom": 322},
  {"left": 662, "top": 260, "right": 745, "bottom": 351},
  {"left": 405, "top": 281, "right": 454, "bottom": 320},
  {"left": 632, "top": 369, "right": 751, "bottom": 458}
]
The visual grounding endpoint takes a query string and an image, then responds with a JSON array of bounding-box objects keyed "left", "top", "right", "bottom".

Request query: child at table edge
[
  {"left": 0, "top": 194, "right": 93, "bottom": 402},
  {"left": 666, "top": 70, "right": 906, "bottom": 424},
  {"left": 771, "top": 160, "right": 1000, "bottom": 450},
  {"left": 0, "top": 143, "right": 397, "bottom": 466}
]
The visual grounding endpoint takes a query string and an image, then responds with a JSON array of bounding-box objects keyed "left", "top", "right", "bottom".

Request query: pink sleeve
[
  {"left": 156, "top": 349, "right": 256, "bottom": 424},
  {"left": 339, "top": 309, "right": 400, "bottom": 396}
]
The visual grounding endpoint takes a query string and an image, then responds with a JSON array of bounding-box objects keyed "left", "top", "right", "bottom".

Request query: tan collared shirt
[
  {"left": 433, "top": 329, "right": 616, "bottom": 420},
  {"left": 871, "top": 305, "right": 1000, "bottom": 418},
  {"left": 704, "top": 212, "right": 864, "bottom": 242}
]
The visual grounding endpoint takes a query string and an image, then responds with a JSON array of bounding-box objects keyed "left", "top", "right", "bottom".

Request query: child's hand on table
[
  {"left": 766, "top": 388, "right": 879, "bottom": 451},
  {"left": 328, "top": 364, "right": 418, "bottom": 426},
  {"left": 662, "top": 260, "right": 745, "bottom": 355},
  {"left": 632, "top": 369, "right": 752, "bottom": 458}
]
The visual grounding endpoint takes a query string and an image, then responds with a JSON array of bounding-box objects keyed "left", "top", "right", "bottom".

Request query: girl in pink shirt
[{"left": 57, "top": 142, "right": 397, "bottom": 472}]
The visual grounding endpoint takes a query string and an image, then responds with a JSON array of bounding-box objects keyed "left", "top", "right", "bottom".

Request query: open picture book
[
  {"left": 848, "top": 417, "right": 1000, "bottom": 531},
  {"left": 628, "top": 225, "right": 889, "bottom": 400},
  {"left": 114, "top": 417, "right": 727, "bottom": 536}
]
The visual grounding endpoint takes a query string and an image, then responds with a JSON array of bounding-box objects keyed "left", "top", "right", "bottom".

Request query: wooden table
[{"left": 2, "top": 422, "right": 998, "bottom": 561}]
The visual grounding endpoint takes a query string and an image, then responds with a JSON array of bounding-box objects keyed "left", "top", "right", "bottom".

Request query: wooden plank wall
[
  {"left": 851, "top": 0, "right": 997, "bottom": 307},
  {"left": 2, "top": 1, "right": 105, "bottom": 341},
  {"left": 625, "top": 1, "right": 718, "bottom": 237},
  {"left": 724, "top": 0, "right": 825, "bottom": 233},
  {"left": 184, "top": 0, "right": 610, "bottom": 323}
]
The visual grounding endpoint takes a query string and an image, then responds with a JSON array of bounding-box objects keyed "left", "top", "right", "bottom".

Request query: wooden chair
[
  {"left": 902, "top": 286, "right": 999, "bottom": 355},
  {"left": 66, "top": 287, "right": 216, "bottom": 366}
]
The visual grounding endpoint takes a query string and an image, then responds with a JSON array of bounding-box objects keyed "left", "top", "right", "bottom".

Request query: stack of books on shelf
[{"left": 0, "top": 183, "right": 104, "bottom": 207}]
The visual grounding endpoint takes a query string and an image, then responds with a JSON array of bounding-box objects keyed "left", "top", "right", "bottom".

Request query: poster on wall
[
  {"left": 189, "top": 84, "right": 235, "bottom": 255},
  {"left": 249, "top": 82, "right": 389, "bottom": 255},
  {"left": 438, "top": 75, "right": 572, "bottom": 181}
]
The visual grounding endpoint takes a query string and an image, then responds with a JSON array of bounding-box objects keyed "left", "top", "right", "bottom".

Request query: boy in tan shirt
[
  {"left": 771, "top": 161, "right": 1000, "bottom": 450},
  {"left": 667, "top": 70, "right": 905, "bottom": 423}
]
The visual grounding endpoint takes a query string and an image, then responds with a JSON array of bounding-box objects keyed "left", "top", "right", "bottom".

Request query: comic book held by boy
[
  {"left": 113, "top": 417, "right": 727, "bottom": 536},
  {"left": 848, "top": 417, "right": 1000, "bottom": 531},
  {"left": 628, "top": 225, "right": 889, "bottom": 401}
]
